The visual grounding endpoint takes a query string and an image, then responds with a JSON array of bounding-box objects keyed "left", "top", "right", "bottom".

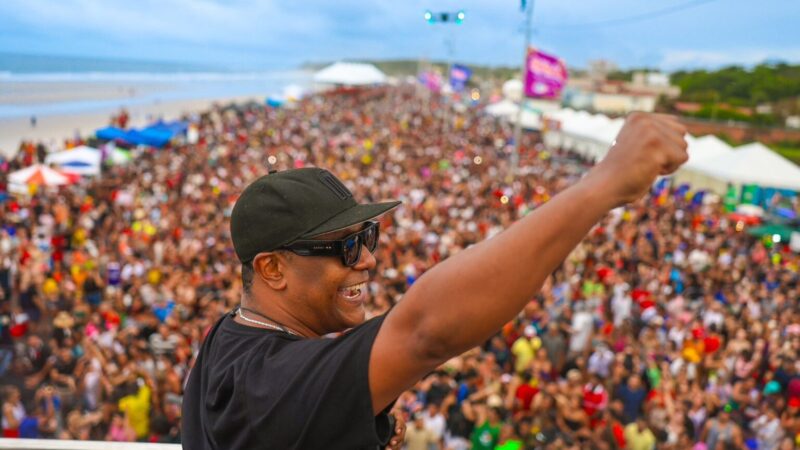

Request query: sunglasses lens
[
  {"left": 343, "top": 235, "right": 360, "bottom": 266},
  {"left": 364, "top": 224, "right": 378, "bottom": 252}
]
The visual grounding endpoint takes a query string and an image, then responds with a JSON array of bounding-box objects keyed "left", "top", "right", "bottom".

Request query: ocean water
[
  {"left": 0, "top": 52, "right": 312, "bottom": 119},
  {"left": 0, "top": 51, "right": 221, "bottom": 74}
]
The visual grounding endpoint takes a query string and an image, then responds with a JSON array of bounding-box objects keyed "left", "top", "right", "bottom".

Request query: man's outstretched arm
[{"left": 369, "top": 113, "right": 688, "bottom": 413}]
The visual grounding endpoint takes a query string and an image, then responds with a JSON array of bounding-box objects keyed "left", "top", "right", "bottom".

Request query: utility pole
[
  {"left": 444, "top": 31, "right": 455, "bottom": 135},
  {"left": 511, "top": 0, "right": 534, "bottom": 178},
  {"left": 424, "top": 10, "right": 465, "bottom": 139}
]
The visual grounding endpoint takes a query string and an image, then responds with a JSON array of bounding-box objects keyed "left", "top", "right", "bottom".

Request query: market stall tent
[
  {"left": 507, "top": 108, "right": 543, "bottom": 130},
  {"left": 502, "top": 79, "right": 524, "bottom": 102},
  {"left": 96, "top": 126, "right": 130, "bottom": 141},
  {"left": 44, "top": 146, "right": 102, "bottom": 176},
  {"left": 313, "top": 62, "right": 387, "bottom": 86},
  {"left": 95, "top": 120, "right": 187, "bottom": 148},
  {"left": 747, "top": 223, "right": 797, "bottom": 242},
  {"left": 672, "top": 135, "right": 734, "bottom": 190},
  {"left": 687, "top": 135, "right": 733, "bottom": 164},
  {"left": 680, "top": 142, "right": 800, "bottom": 193},
  {"left": 541, "top": 108, "right": 799, "bottom": 195},
  {"left": 8, "top": 164, "right": 74, "bottom": 195},
  {"left": 485, "top": 99, "right": 519, "bottom": 118}
]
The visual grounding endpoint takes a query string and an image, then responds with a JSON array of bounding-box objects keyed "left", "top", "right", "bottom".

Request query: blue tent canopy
[
  {"left": 128, "top": 128, "right": 173, "bottom": 148},
  {"left": 96, "top": 126, "right": 131, "bottom": 141},
  {"left": 266, "top": 97, "right": 285, "bottom": 108},
  {"left": 146, "top": 120, "right": 189, "bottom": 135},
  {"left": 95, "top": 120, "right": 188, "bottom": 148},
  {"left": 60, "top": 161, "right": 93, "bottom": 168}
]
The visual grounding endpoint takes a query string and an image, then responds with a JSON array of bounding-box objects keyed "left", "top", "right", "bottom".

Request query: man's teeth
[{"left": 340, "top": 282, "right": 366, "bottom": 298}]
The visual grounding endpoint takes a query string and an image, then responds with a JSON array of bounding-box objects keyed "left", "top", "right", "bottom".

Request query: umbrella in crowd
[
  {"left": 748, "top": 223, "right": 797, "bottom": 243},
  {"left": 8, "top": 163, "right": 74, "bottom": 186},
  {"left": 44, "top": 146, "right": 102, "bottom": 176}
]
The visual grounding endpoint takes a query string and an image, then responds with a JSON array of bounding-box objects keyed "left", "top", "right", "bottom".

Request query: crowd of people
[{"left": 0, "top": 84, "right": 798, "bottom": 450}]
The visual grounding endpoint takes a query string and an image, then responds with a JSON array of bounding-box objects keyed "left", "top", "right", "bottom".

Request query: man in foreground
[{"left": 181, "top": 112, "right": 688, "bottom": 449}]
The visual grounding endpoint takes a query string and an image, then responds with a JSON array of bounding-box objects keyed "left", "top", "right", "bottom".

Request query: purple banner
[
  {"left": 449, "top": 64, "right": 472, "bottom": 92},
  {"left": 418, "top": 71, "right": 442, "bottom": 93},
  {"left": 524, "top": 48, "right": 567, "bottom": 99}
]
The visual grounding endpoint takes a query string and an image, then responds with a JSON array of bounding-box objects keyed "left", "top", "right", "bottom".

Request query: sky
[{"left": 1, "top": 0, "right": 799, "bottom": 72}]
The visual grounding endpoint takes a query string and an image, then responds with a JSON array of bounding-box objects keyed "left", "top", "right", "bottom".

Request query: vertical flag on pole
[
  {"left": 524, "top": 48, "right": 568, "bottom": 99},
  {"left": 449, "top": 64, "right": 472, "bottom": 92},
  {"left": 419, "top": 71, "right": 443, "bottom": 92}
]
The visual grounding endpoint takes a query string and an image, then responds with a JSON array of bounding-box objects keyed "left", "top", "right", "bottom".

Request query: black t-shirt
[
  {"left": 445, "top": 403, "right": 473, "bottom": 439},
  {"left": 53, "top": 355, "right": 77, "bottom": 376},
  {"left": 181, "top": 311, "right": 393, "bottom": 450},
  {"left": 425, "top": 381, "right": 449, "bottom": 407},
  {"left": 27, "top": 344, "right": 51, "bottom": 374},
  {"left": 0, "top": 312, "right": 12, "bottom": 346}
]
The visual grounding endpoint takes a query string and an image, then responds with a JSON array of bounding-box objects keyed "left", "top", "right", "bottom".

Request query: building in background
[{"left": 562, "top": 61, "right": 680, "bottom": 115}]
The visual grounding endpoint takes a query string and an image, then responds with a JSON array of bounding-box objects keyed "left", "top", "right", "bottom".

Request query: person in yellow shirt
[
  {"left": 682, "top": 338, "right": 703, "bottom": 364},
  {"left": 118, "top": 377, "right": 152, "bottom": 440},
  {"left": 624, "top": 418, "right": 656, "bottom": 450},
  {"left": 511, "top": 325, "right": 541, "bottom": 374}
]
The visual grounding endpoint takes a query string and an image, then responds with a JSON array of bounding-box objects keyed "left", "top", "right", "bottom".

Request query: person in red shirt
[
  {"left": 583, "top": 373, "right": 609, "bottom": 428},
  {"left": 596, "top": 401, "right": 627, "bottom": 450},
  {"left": 703, "top": 326, "right": 722, "bottom": 354},
  {"left": 514, "top": 371, "right": 539, "bottom": 414}
]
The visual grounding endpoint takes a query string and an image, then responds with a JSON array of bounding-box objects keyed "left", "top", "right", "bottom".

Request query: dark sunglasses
[{"left": 281, "top": 221, "right": 380, "bottom": 267}]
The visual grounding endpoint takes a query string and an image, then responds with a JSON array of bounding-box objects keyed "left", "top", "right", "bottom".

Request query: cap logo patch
[{"left": 318, "top": 171, "right": 352, "bottom": 200}]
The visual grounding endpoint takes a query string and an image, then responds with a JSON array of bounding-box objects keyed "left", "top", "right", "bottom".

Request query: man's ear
[{"left": 252, "top": 252, "right": 288, "bottom": 290}]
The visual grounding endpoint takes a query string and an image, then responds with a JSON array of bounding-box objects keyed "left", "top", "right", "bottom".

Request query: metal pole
[
  {"left": 511, "top": 0, "right": 534, "bottom": 178},
  {"left": 425, "top": 10, "right": 463, "bottom": 145},
  {"left": 444, "top": 29, "right": 454, "bottom": 138}
]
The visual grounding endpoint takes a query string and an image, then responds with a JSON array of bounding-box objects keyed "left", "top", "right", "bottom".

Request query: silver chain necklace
[{"left": 237, "top": 308, "right": 300, "bottom": 336}]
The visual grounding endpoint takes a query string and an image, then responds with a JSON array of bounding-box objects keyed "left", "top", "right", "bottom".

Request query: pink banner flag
[{"left": 524, "top": 48, "right": 567, "bottom": 99}]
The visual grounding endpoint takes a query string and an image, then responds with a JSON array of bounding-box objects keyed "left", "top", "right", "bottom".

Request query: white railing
[{"left": 0, "top": 439, "right": 180, "bottom": 450}]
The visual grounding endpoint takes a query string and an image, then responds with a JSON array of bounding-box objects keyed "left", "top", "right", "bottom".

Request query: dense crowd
[{"left": 0, "top": 85, "right": 798, "bottom": 450}]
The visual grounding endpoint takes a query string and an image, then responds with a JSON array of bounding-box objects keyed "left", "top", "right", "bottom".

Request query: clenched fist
[{"left": 593, "top": 112, "right": 688, "bottom": 206}]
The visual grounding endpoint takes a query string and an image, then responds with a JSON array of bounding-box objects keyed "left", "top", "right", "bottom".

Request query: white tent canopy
[
  {"left": 542, "top": 109, "right": 618, "bottom": 161},
  {"left": 485, "top": 99, "right": 519, "bottom": 118},
  {"left": 508, "top": 108, "right": 542, "bottom": 130},
  {"left": 685, "top": 142, "right": 800, "bottom": 191},
  {"left": 544, "top": 109, "right": 800, "bottom": 193},
  {"left": 485, "top": 99, "right": 551, "bottom": 130},
  {"left": 541, "top": 108, "right": 800, "bottom": 193},
  {"left": 671, "top": 135, "right": 735, "bottom": 189},
  {"left": 502, "top": 79, "right": 523, "bottom": 102},
  {"left": 44, "top": 145, "right": 102, "bottom": 176},
  {"left": 283, "top": 84, "right": 306, "bottom": 101},
  {"left": 313, "top": 62, "right": 387, "bottom": 86},
  {"left": 595, "top": 118, "right": 625, "bottom": 145},
  {"left": 686, "top": 135, "right": 733, "bottom": 166}
]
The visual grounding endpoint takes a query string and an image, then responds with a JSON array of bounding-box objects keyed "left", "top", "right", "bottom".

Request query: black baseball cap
[{"left": 230, "top": 168, "right": 400, "bottom": 263}]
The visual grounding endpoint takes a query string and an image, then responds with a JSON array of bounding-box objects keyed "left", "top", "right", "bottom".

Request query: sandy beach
[
  {"left": 0, "top": 80, "right": 171, "bottom": 105},
  {"left": 0, "top": 70, "right": 309, "bottom": 157},
  {"left": 0, "top": 94, "right": 264, "bottom": 157}
]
